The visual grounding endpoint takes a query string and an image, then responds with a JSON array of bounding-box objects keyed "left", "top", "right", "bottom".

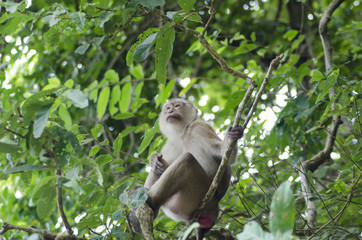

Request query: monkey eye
[
  {"left": 165, "top": 106, "right": 171, "bottom": 111},
  {"left": 174, "top": 104, "right": 181, "bottom": 108}
]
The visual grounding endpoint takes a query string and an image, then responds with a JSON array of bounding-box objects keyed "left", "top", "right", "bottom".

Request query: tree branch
[
  {"left": 298, "top": 0, "right": 344, "bottom": 230},
  {"left": 191, "top": 54, "right": 283, "bottom": 223},
  {"left": 0, "top": 223, "right": 57, "bottom": 239},
  {"left": 319, "top": 0, "right": 344, "bottom": 72},
  {"left": 153, "top": 9, "right": 256, "bottom": 86}
]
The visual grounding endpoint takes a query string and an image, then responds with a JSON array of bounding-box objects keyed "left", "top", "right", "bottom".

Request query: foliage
[{"left": 0, "top": 0, "right": 361, "bottom": 239}]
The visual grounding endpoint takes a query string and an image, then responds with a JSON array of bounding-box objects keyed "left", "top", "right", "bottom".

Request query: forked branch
[{"left": 298, "top": 0, "right": 344, "bottom": 231}]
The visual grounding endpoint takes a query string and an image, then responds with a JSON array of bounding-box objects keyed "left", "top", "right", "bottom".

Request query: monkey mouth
[{"left": 166, "top": 114, "right": 181, "bottom": 121}]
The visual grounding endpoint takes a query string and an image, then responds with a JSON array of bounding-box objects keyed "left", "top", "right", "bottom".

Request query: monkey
[{"left": 134, "top": 98, "right": 243, "bottom": 240}]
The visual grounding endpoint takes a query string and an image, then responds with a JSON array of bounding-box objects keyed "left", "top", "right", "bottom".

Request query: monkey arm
[{"left": 145, "top": 154, "right": 169, "bottom": 190}]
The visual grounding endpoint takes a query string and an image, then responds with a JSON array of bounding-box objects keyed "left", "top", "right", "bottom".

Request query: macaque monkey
[{"left": 135, "top": 99, "right": 242, "bottom": 239}]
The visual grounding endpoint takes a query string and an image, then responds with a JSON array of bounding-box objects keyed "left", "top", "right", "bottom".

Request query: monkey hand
[
  {"left": 150, "top": 153, "right": 167, "bottom": 175},
  {"left": 227, "top": 125, "right": 243, "bottom": 142}
]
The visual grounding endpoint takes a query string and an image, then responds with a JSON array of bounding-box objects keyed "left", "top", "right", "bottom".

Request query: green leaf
[
  {"left": 129, "top": 0, "right": 165, "bottom": 10},
  {"left": 310, "top": 70, "right": 325, "bottom": 82},
  {"left": 95, "top": 154, "right": 112, "bottom": 165},
  {"left": 235, "top": 41, "right": 258, "bottom": 55},
  {"left": 3, "top": 164, "right": 48, "bottom": 174},
  {"left": 269, "top": 181, "right": 295, "bottom": 234},
  {"left": 110, "top": 85, "right": 121, "bottom": 116},
  {"left": 155, "top": 23, "right": 175, "bottom": 84},
  {"left": 91, "top": 124, "right": 104, "bottom": 138},
  {"left": 163, "top": 79, "right": 176, "bottom": 102},
  {"left": 177, "top": 0, "right": 196, "bottom": 11},
  {"left": 119, "top": 191, "right": 129, "bottom": 205},
  {"left": 113, "top": 133, "right": 123, "bottom": 155},
  {"left": 97, "top": 86, "right": 110, "bottom": 120},
  {"left": 112, "top": 209, "right": 123, "bottom": 221},
  {"left": 44, "top": 22, "right": 65, "bottom": 52},
  {"left": 37, "top": 199, "right": 56, "bottom": 219},
  {"left": 138, "top": 128, "right": 156, "bottom": 154},
  {"left": 65, "top": 167, "right": 80, "bottom": 181},
  {"left": 33, "top": 104, "right": 52, "bottom": 139},
  {"left": 327, "top": 69, "right": 339, "bottom": 83},
  {"left": 0, "top": 13, "right": 32, "bottom": 35},
  {"left": 5, "top": 1, "right": 22, "bottom": 13},
  {"left": 283, "top": 30, "right": 299, "bottom": 41},
  {"left": 89, "top": 146, "right": 101, "bottom": 157},
  {"left": 92, "top": 36, "right": 104, "bottom": 46},
  {"left": 134, "top": 81, "right": 144, "bottom": 100},
  {"left": 69, "top": 12, "right": 86, "bottom": 30},
  {"left": 237, "top": 221, "right": 269, "bottom": 239},
  {"left": 95, "top": 167, "right": 103, "bottom": 186},
  {"left": 113, "top": 112, "right": 135, "bottom": 120},
  {"left": 316, "top": 82, "right": 333, "bottom": 103},
  {"left": 127, "top": 28, "right": 159, "bottom": 66},
  {"left": 98, "top": 11, "right": 114, "bottom": 27},
  {"left": 130, "top": 187, "right": 148, "bottom": 208},
  {"left": 67, "top": 89, "right": 89, "bottom": 108},
  {"left": 78, "top": 214, "right": 103, "bottom": 229},
  {"left": 133, "top": 32, "right": 158, "bottom": 62},
  {"left": 130, "top": 64, "right": 145, "bottom": 79},
  {"left": 0, "top": 138, "right": 21, "bottom": 153},
  {"left": 58, "top": 103, "right": 72, "bottom": 130},
  {"left": 105, "top": 69, "right": 120, "bottom": 83},
  {"left": 75, "top": 43, "right": 90, "bottom": 55},
  {"left": 120, "top": 82, "right": 132, "bottom": 113}
]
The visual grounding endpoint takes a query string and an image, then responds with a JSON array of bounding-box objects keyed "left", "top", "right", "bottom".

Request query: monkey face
[
  {"left": 159, "top": 99, "right": 197, "bottom": 136},
  {"left": 163, "top": 101, "right": 185, "bottom": 122}
]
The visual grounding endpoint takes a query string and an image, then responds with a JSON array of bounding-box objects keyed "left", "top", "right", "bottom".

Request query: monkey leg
[{"left": 147, "top": 152, "right": 211, "bottom": 217}]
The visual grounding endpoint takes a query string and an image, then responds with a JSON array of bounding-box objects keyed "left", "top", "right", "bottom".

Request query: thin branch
[
  {"left": 4, "top": 127, "right": 25, "bottom": 138},
  {"left": 202, "top": 0, "right": 215, "bottom": 36},
  {"left": 307, "top": 171, "right": 361, "bottom": 239},
  {"left": 56, "top": 169, "right": 74, "bottom": 236}
]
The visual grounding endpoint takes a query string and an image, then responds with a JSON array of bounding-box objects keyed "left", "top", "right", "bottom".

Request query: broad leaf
[
  {"left": 177, "top": 0, "right": 196, "bottom": 11},
  {"left": 75, "top": 43, "right": 90, "bottom": 55},
  {"left": 0, "top": 138, "right": 21, "bottom": 153},
  {"left": 33, "top": 104, "right": 52, "bottom": 139},
  {"left": 133, "top": 32, "right": 157, "bottom": 62},
  {"left": 120, "top": 82, "right": 132, "bottom": 113},
  {"left": 97, "top": 86, "right": 110, "bottom": 120},
  {"left": 67, "top": 89, "right": 89, "bottom": 108},
  {"left": 155, "top": 23, "right": 175, "bottom": 84},
  {"left": 130, "top": 187, "right": 148, "bottom": 208},
  {"left": 69, "top": 12, "right": 86, "bottom": 29},
  {"left": 269, "top": 181, "right": 295, "bottom": 235},
  {"left": 138, "top": 128, "right": 156, "bottom": 154}
]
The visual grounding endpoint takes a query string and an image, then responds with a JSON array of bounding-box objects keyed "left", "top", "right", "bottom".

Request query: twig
[
  {"left": 201, "top": 0, "right": 215, "bottom": 36},
  {"left": 153, "top": 9, "right": 256, "bottom": 86},
  {"left": 307, "top": 171, "right": 361, "bottom": 239},
  {"left": 56, "top": 169, "right": 74, "bottom": 236}
]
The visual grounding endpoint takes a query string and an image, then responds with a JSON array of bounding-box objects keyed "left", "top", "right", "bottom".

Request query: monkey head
[{"left": 159, "top": 99, "right": 197, "bottom": 136}]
